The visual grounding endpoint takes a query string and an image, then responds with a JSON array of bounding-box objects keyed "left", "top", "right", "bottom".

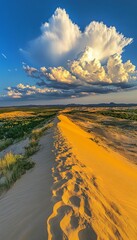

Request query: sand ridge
[
  {"left": 47, "top": 114, "right": 137, "bottom": 239},
  {"left": 47, "top": 128, "right": 97, "bottom": 239}
]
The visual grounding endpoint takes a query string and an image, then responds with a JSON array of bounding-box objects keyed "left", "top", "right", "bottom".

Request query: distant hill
[
  {"left": 66, "top": 102, "right": 137, "bottom": 107},
  {"left": 0, "top": 102, "right": 137, "bottom": 109}
]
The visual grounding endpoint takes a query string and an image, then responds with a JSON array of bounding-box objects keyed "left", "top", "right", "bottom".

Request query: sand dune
[
  {"left": 0, "top": 114, "right": 137, "bottom": 239},
  {"left": 48, "top": 114, "right": 137, "bottom": 239}
]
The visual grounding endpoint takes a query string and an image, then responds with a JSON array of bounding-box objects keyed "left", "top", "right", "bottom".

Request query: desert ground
[{"left": 0, "top": 106, "right": 137, "bottom": 240}]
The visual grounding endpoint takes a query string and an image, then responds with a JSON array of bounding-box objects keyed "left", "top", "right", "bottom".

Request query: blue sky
[{"left": 0, "top": 0, "right": 137, "bottom": 105}]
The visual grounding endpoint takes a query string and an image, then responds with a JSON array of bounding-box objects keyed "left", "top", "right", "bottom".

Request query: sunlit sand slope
[
  {"left": 48, "top": 114, "right": 137, "bottom": 240},
  {"left": 0, "top": 111, "right": 33, "bottom": 119}
]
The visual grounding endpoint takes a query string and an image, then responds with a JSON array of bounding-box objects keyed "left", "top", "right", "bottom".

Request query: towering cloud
[
  {"left": 23, "top": 8, "right": 133, "bottom": 66},
  {"left": 25, "top": 8, "right": 81, "bottom": 66},
  {"left": 83, "top": 21, "right": 132, "bottom": 61}
]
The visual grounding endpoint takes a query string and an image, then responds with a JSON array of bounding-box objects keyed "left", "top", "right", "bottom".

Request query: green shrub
[{"left": 0, "top": 139, "right": 13, "bottom": 151}]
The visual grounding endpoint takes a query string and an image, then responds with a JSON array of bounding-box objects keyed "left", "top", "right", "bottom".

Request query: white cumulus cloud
[
  {"left": 107, "top": 54, "right": 135, "bottom": 83},
  {"left": 5, "top": 84, "right": 65, "bottom": 100},
  {"left": 24, "top": 47, "right": 136, "bottom": 87},
  {"left": 83, "top": 21, "right": 132, "bottom": 61},
  {"left": 25, "top": 8, "right": 81, "bottom": 66},
  {"left": 22, "top": 8, "right": 132, "bottom": 66}
]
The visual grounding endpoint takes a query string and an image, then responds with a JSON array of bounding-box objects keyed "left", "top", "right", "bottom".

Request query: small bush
[{"left": 24, "top": 138, "right": 39, "bottom": 158}]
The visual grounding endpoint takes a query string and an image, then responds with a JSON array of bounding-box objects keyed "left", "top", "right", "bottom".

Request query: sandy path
[
  {"left": 47, "top": 114, "right": 137, "bottom": 240},
  {"left": 0, "top": 126, "right": 55, "bottom": 240}
]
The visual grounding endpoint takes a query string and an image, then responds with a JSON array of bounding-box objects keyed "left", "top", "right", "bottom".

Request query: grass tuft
[
  {"left": 0, "top": 152, "right": 17, "bottom": 170},
  {"left": 0, "top": 152, "right": 35, "bottom": 192}
]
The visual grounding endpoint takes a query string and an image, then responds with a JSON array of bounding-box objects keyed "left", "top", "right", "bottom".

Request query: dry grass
[{"left": 0, "top": 152, "right": 17, "bottom": 170}]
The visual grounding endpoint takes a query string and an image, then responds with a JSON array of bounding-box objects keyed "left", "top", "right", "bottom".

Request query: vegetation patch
[
  {"left": 0, "top": 139, "right": 13, "bottom": 151},
  {"left": 98, "top": 109, "right": 137, "bottom": 121},
  {"left": 0, "top": 107, "right": 59, "bottom": 151},
  {"left": 0, "top": 120, "right": 53, "bottom": 195}
]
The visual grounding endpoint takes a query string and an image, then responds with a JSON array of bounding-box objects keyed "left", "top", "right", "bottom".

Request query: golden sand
[
  {"left": 0, "top": 111, "right": 33, "bottom": 119},
  {"left": 48, "top": 114, "right": 137, "bottom": 239}
]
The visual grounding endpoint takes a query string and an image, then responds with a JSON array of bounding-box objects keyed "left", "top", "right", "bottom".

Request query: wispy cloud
[{"left": 1, "top": 53, "right": 7, "bottom": 59}]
